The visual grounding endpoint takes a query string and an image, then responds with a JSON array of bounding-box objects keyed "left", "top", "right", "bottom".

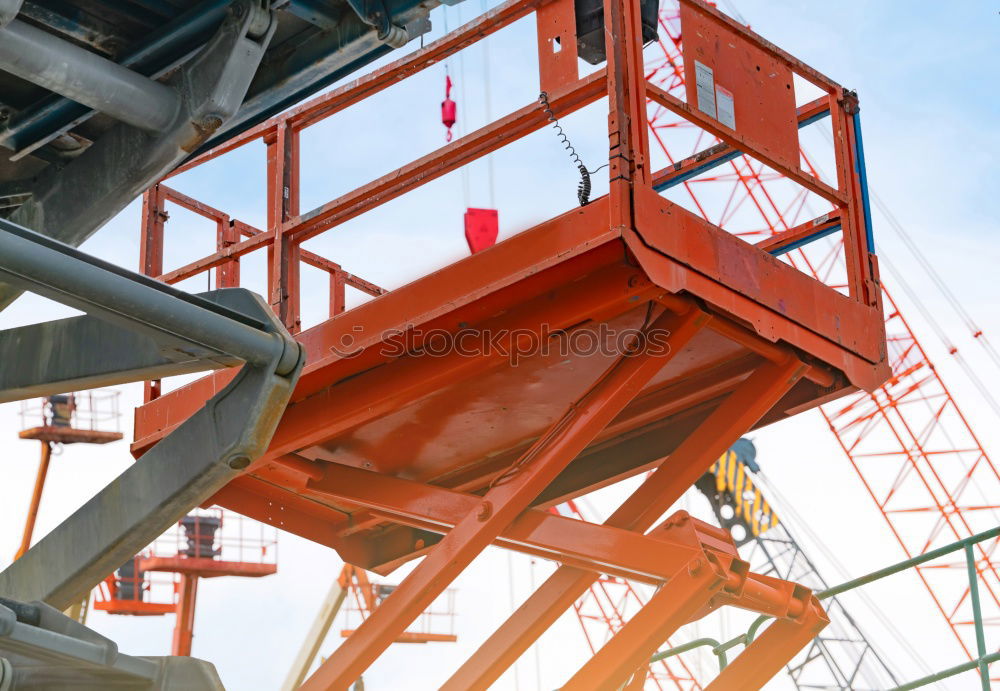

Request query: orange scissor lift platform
[{"left": 127, "top": 0, "right": 887, "bottom": 688}]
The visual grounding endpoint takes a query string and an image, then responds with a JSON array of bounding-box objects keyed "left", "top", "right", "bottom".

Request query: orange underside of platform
[
  {"left": 19, "top": 427, "right": 123, "bottom": 444},
  {"left": 132, "top": 193, "right": 886, "bottom": 574},
  {"left": 92, "top": 599, "right": 175, "bottom": 616}
]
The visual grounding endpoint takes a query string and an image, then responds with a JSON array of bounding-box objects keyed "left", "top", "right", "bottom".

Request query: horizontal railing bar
[
  {"left": 159, "top": 231, "right": 273, "bottom": 285},
  {"left": 341, "top": 271, "right": 386, "bottom": 298},
  {"left": 651, "top": 97, "right": 829, "bottom": 192},
  {"left": 756, "top": 211, "right": 843, "bottom": 257},
  {"left": 646, "top": 82, "right": 845, "bottom": 206},
  {"left": 286, "top": 69, "right": 608, "bottom": 242},
  {"left": 168, "top": 0, "right": 541, "bottom": 177},
  {"left": 284, "top": 0, "right": 541, "bottom": 132},
  {"left": 233, "top": 221, "right": 385, "bottom": 294},
  {"left": 648, "top": 525, "right": 1000, "bottom": 686},
  {"left": 156, "top": 215, "right": 384, "bottom": 298},
  {"left": 160, "top": 184, "right": 229, "bottom": 223},
  {"left": 767, "top": 223, "right": 842, "bottom": 257},
  {"left": 818, "top": 526, "right": 1000, "bottom": 601},
  {"left": 889, "top": 652, "right": 1000, "bottom": 691}
]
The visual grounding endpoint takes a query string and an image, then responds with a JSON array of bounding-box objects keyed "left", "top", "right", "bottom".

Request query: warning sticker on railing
[
  {"left": 715, "top": 84, "right": 736, "bottom": 129},
  {"left": 694, "top": 60, "right": 717, "bottom": 120}
]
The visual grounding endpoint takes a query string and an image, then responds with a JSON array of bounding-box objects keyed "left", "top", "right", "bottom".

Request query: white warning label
[
  {"left": 715, "top": 84, "right": 735, "bottom": 129},
  {"left": 694, "top": 60, "right": 716, "bottom": 120}
]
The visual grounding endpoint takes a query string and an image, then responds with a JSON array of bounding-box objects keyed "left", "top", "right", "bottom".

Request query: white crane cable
[
  {"left": 872, "top": 191, "right": 1000, "bottom": 374},
  {"left": 798, "top": 127, "right": 1000, "bottom": 524},
  {"left": 783, "top": 120, "right": 1000, "bottom": 422},
  {"left": 878, "top": 251, "right": 1000, "bottom": 419}
]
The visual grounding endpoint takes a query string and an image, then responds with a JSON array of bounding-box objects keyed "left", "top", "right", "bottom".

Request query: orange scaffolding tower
[
  {"left": 338, "top": 564, "right": 457, "bottom": 644},
  {"left": 126, "top": 0, "right": 887, "bottom": 687},
  {"left": 93, "top": 508, "right": 277, "bottom": 656},
  {"left": 15, "top": 391, "right": 123, "bottom": 561}
]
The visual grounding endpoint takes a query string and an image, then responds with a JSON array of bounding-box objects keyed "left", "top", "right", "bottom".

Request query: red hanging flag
[{"left": 441, "top": 73, "right": 457, "bottom": 142}]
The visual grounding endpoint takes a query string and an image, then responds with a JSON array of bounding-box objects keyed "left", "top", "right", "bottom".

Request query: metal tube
[
  {"left": 653, "top": 106, "right": 831, "bottom": 193},
  {"left": 0, "top": 0, "right": 231, "bottom": 154},
  {"left": 649, "top": 637, "right": 720, "bottom": 662},
  {"left": 650, "top": 526, "right": 1000, "bottom": 684},
  {"left": 889, "top": 652, "right": 1000, "bottom": 691},
  {"left": 965, "top": 544, "right": 990, "bottom": 690},
  {"left": 745, "top": 613, "right": 769, "bottom": 643},
  {"left": 171, "top": 574, "right": 199, "bottom": 656},
  {"left": 0, "top": 220, "right": 296, "bottom": 374},
  {"left": 0, "top": 19, "right": 180, "bottom": 132},
  {"left": 817, "top": 525, "right": 1000, "bottom": 601},
  {"left": 0, "top": 0, "right": 23, "bottom": 28}
]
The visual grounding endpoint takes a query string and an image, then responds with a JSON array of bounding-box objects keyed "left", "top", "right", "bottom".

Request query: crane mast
[
  {"left": 695, "top": 441, "right": 899, "bottom": 690},
  {"left": 646, "top": 2, "right": 1000, "bottom": 661}
]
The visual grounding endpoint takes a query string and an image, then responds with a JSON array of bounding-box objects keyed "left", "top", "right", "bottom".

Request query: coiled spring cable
[{"left": 538, "top": 91, "right": 607, "bottom": 206}]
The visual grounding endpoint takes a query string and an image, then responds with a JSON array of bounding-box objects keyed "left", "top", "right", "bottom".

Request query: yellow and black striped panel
[{"left": 710, "top": 450, "right": 779, "bottom": 537}]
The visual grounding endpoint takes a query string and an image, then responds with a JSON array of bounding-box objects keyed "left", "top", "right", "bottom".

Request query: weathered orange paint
[{"left": 124, "top": 0, "right": 887, "bottom": 686}]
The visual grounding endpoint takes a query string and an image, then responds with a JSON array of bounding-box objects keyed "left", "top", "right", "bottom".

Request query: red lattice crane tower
[{"left": 645, "top": 2, "right": 1000, "bottom": 663}]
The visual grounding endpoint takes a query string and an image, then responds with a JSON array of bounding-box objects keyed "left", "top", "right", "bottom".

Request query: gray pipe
[
  {"left": 0, "top": 19, "right": 180, "bottom": 132},
  {"left": 0, "top": 0, "right": 23, "bottom": 28},
  {"left": 0, "top": 219, "right": 298, "bottom": 375}
]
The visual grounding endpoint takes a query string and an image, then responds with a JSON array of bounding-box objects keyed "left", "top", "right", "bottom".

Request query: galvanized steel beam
[
  {"left": 2, "top": 0, "right": 435, "bottom": 160},
  {"left": 0, "top": 19, "right": 181, "bottom": 132},
  {"left": 0, "top": 0, "right": 233, "bottom": 157},
  {"left": 0, "top": 339, "right": 301, "bottom": 608},
  {"left": 0, "top": 0, "right": 277, "bottom": 312},
  {"left": 0, "top": 599, "right": 225, "bottom": 688},
  {"left": 0, "top": 294, "right": 255, "bottom": 403},
  {"left": 0, "top": 219, "right": 298, "bottom": 378},
  {"left": 0, "top": 216, "right": 304, "bottom": 610}
]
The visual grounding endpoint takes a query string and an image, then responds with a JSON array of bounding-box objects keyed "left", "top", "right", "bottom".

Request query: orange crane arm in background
[{"left": 282, "top": 564, "right": 457, "bottom": 690}]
